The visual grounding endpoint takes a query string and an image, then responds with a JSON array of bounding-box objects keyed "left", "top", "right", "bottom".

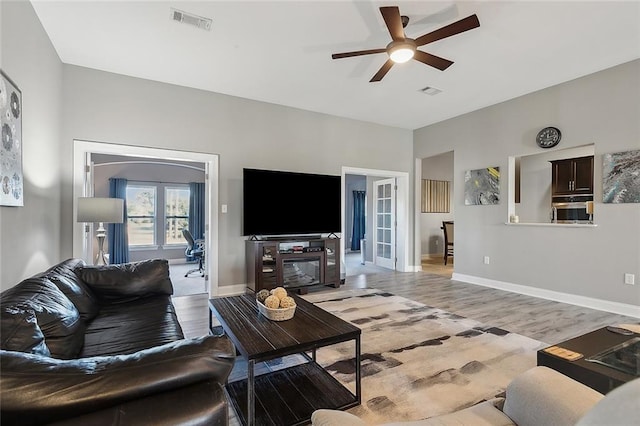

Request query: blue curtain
[
  {"left": 189, "top": 182, "right": 205, "bottom": 241},
  {"left": 351, "top": 190, "right": 366, "bottom": 251},
  {"left": 108, "top": 178, "right": 129, "bottom": 264}
]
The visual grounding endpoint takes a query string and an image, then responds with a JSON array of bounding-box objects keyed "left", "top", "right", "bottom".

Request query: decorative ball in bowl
[{"left": 256, "top": 287, "right": 296, "bottom": 321}]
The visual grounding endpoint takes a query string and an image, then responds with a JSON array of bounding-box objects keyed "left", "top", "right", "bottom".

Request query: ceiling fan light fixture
[{"left": 388, "top": 40, "right": 416, "bottom": 63}]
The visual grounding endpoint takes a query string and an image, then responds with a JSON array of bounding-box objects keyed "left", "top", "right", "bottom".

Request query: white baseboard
[
  {"left": 216, "top": 284, "right": 246, "bottom": 297},
  {"left": 405, "top": 265, "right": 423, "bottom": 272},
  {"left": 452, "top": 273, "right": 640, "bottom": 319}
]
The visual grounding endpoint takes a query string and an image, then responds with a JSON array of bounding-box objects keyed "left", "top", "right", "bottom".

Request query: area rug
[{"left": 302, "top": 289, "right": 546, "bottom": 424}]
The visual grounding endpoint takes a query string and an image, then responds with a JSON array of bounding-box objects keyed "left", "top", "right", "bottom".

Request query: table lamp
[{"left": 77, "top": 197, "right": 124, "bottom": 265}]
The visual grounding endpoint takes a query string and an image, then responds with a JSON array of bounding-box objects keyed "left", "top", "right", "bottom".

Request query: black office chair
[
  {"left": 442, "top": 221, "right": 454, "bottom": 265},
  {"left": 183, "top": 229, "right": 205, "bottom": 277}
]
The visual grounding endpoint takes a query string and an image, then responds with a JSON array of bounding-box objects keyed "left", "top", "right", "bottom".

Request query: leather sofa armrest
[
  {"left": 1, "top": 335, "right": 235, "bottom": 426},
  {"left": 502, "top": 366, "right": 603, "bottom": 426},
  {"left": 49, "top": 380, "right": 229, "bottom": 426}
]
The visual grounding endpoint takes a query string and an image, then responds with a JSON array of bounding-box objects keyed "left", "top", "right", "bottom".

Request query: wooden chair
[{"left": 442, "top": 221, "right": 454, "bottom": 265}]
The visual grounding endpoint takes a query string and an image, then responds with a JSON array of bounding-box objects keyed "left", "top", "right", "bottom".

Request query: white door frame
[
  {"left": 341, "top": 167, "right": 410, "bottom": 273},
  {"left": 72, "top": 140, "right": 220, "bottom": 297}
]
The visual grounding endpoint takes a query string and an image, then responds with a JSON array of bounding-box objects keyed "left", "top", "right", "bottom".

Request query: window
[
  {"left": 125, "top": 182, "right": 192, "bottom": 248},
  {"left": 165, "top": 187, "right": 190, "bottom": 245},
  {"left": 126, "top": 185, "right": 156, "bottom": 246}
]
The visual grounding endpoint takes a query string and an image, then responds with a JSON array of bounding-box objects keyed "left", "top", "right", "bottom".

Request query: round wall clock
[{"left": 536, "top": 126, "right": 562, "bottom": 149}]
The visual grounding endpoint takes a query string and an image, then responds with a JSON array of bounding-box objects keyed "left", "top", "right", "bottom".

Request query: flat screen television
[{"left": 243, "top": 168, "right": 341, "bottom": 236}]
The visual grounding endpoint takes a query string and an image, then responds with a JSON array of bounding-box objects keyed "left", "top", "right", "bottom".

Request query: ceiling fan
[{"left": 332, "top": 6, "right": 480, "bottom": 82}]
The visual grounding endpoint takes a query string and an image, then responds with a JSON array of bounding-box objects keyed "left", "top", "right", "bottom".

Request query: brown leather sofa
[{"left": 0, "top": 258, "right": 235, "bottom": 425}]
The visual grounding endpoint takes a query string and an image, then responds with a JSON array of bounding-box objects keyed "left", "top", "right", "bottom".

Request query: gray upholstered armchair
[{"left": 311, "top": 366, "right": 639, "bottom": 426}]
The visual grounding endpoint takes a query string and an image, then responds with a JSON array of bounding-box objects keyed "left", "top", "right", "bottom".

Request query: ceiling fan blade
[
  {"left": 332, "top": 48, "right": 387, "bottom": 59},
  {"left": 414, "top": 14, "right": 480, "bottom": 47},
  {"left": 370, "top": 59, "right": 394, "bottom": 82},
  {"left": 413, "top": 50, "right": 454, "bottom": 71},
  {"left": 380, "top": 6, "right": 405, "bottom": 41}
]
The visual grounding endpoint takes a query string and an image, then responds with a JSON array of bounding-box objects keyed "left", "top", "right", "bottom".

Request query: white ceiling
[{"left": 31, "top": 1, "right": 640, "bottom": 130}]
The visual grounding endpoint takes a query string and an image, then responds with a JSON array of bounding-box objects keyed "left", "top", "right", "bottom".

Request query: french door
[{"left": 374, "top": 178, "right": 396, "bottom": 270}]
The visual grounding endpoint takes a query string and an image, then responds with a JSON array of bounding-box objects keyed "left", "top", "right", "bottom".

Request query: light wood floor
[
  {"left": 173, "top": 270, "right": 638, "bottom": 345},
  {"left": 421, "top": 254, "right": 454, "bottom": 278}
]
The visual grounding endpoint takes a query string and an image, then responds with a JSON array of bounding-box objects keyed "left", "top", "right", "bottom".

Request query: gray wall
[
  {"left": 420, "top": 151, "right": 454, "bottom": 255},
  {"left": 1, "top": 0, "right": 63, "bottom": 290},
  {"left": 58, "top": 66, "right": 414, "bottom": 288},
  {"left": 1, "top": 0, "right": 413, "bottom": 291},
  {"left": 414, "top": 59, "right": 640, "bottom": 307}
]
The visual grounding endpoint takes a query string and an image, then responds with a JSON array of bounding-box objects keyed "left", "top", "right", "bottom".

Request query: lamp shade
[{"left": 77, "top": 197, "right": 124, "bottom": 223}]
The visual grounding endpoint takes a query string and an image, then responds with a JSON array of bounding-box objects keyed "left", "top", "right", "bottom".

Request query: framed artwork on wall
[
  {"left": 464, "top": 167, "right": 500, "bottom": 205},
  {"left": 603, "top": 149, "right": 640, "bottom": 203},
  {"left": 1, "top": 70, "right": 23, "bottom": 207},
  {"left": 421, "top": 179, "right": 450, "bottom": 213}
]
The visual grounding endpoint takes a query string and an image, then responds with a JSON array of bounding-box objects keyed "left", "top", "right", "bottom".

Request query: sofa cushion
[
  {"left": 40, "top": 258, "right": 99, "bottom": 322},
  {"left": 80, "top": 296, "right": 184, "bottom": 357},
  {"left": 503, "top": 366, "right": 602, "bottom": 426},
  {"left": 77, "top": 259, "right": 173, "bottom": 303},
  {"left": 311, "top": 399, "right": 514, "bottom": 426},
  {"left": 0, "top": 277, "right": 85, "bottom": 359},
  {"left": 0, "top": 307, "right": 51, "bottom": 356}
]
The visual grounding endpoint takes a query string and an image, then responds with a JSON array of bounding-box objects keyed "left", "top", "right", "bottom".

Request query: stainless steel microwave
[{"left": 552, "top": 195, "right": 592, "bottom": 223}]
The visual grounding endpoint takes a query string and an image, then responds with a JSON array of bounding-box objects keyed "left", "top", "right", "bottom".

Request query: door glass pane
[
  {"left": 384, "top": 229, "right": 391, "bottom": 243},
  {"left": 378, "top": 185, "right": 384, "bottom": 198},
  {"left": 384, "top": 184, "right": 391, "bottom": 197},
  {"left": 377, "top": 232, "right": 383, "bottom": 243},
  {"left": 377, "top": 244, "right": 384, "bottom": 257},
  {"left": 377, "top": 215, "right": 383, "bottom": 227},
  {"left": 377, "top": 199, "right": 384, "bottom": 212},
  {"left": 384, "top": 214, "right": 391, "bottom": 228},
  {"left": 383, "top": 244, "right": 391, "bottom": 258},
  {"left": 383, "top": 199, "right": 389, "bottom": 212}
]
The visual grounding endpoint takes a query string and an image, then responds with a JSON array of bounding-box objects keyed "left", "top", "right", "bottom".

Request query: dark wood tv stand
[{"left": 246, "top": 236, "right": 341, "bottom": 294}]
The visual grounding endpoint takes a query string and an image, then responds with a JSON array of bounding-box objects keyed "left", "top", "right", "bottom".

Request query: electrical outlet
[
  {"left": 221, "top": 204, "right": 228, "bottom": 213},
  {"left": 624, "top": 273, "right": 635, "bottom": 285},
  {"left": 483, "top": 256, "right": 490, "bottom": 265}
]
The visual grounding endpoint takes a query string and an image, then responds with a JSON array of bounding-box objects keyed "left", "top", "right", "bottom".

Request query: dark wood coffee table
[
  {"left": 209, "top": 293, "right": 361, "bottom": 426},
  {"left": 537, "top": 326, "right": 638, "bottom": 393}
]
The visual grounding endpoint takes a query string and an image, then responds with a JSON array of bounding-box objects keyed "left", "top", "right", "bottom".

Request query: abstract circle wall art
[{"left": 0, "top": 70, "right": 23, "bottom": 207}]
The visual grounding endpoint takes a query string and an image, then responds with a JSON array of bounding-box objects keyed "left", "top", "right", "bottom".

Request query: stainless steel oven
[{"left": 552, "top": 195, "right": 592, "bottom": 223}]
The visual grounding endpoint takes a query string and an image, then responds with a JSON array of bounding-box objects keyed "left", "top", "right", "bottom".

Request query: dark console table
[
  {"left": 246, "top": 237, "right": 340, "bottom": 294},
  {"left": 537, "top": 327, "right": 638, "bottom": 394}
]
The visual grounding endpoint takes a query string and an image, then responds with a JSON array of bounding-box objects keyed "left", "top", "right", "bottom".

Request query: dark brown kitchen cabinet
[{"left": 551, "top": 156, "right": 594, "bottom": 196}]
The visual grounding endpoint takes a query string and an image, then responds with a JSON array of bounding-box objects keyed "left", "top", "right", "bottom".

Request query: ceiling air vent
[
  {"left": 170, "top": 8, "right": 212, "bottom": 31},
  {"left": 420, "top": 86, "right": 442, "bottom": 96}
]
